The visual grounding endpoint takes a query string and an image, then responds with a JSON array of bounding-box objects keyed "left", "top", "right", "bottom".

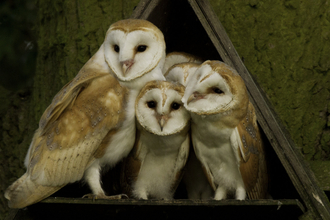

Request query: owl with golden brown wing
[
  {"left": 5, "top": 19, "right": 166, "bottom": 208},
  {"left": 182, "top": 60, "right": 268, "bottom": 200}
]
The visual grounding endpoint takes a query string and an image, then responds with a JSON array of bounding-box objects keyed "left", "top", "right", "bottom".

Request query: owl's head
[
  {"left": 136, "top": 81, "right": 190, "bottom": 136},
  {"left": 165, "top": 62, "right": 200, "bottom": 87},
  {"left": 182, "top": 60, "right": 249, "bottom": 123},
  {"left": 104, "top": 19, "right": 166, "bottom": 82},
  {"left": 163, "top": 51, "right": 203, "bottom": 73}
]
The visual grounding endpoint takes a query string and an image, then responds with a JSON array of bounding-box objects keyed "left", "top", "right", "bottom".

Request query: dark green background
[{"left": 0, "top": 0, "right": 329, "bottom": 219}]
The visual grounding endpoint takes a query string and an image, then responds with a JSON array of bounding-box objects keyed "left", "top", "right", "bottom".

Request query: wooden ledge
[
  {"left": 7, "top": 198, "right": 305, "bottom": 220},
  {"left": 39, "top": 197, "right": 304, "bottom": 208}
]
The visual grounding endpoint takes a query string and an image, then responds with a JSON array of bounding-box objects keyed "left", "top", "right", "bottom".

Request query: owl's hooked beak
[
  {"left": 187, "top": 92, "right": 205, "bottom": 104},
  {"left": 158, "top": 115, "right": 169, "bottom": 132},
  {"left": 120, "top": 59, "right": 134, "bottom": 75}
]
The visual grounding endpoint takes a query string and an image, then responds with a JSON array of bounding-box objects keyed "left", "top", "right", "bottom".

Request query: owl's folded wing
[
  {"left": 236, "top": 102, "right": 268, "bottom": 199},
  {"left": 6, "top": 69, "right": 128, "bottom": 208}
]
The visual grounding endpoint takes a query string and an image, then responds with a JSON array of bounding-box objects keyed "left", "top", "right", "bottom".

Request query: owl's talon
[
  {"left": 115, "top": 194, "right": 129, "bottom": 199},
  {"left": 82, "top": 193, "right": 128, "bottom": 200},
  {"left": 82, "top": 193, "right": 97, "bottom": 200}
]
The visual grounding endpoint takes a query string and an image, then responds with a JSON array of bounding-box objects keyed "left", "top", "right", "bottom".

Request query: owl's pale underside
[
  {"left": 165, "top": 62, "right": 213, "bottom": 199},
  {"left": 121, "top": 81, "right": 190, "bottom": 199},
  {"left": 163, "top": 51, "right": 203, "bottom": 74},
  {"left": 182, "top": 60, "right": 268, "bottom": 200},
  {"left": 5, "top": 19, "right": 166, "bottom": 208}
]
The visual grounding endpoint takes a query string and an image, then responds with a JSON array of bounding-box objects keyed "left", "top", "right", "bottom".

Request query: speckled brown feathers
[
  {"left": 238, "top": 102, "right": 268, "bottom": 199},
  {"left": 5, "top": 68, "right": 128, "bottom": 208},
  {"left": 28, "top": 70, "right": 128, "bottom": 186}
]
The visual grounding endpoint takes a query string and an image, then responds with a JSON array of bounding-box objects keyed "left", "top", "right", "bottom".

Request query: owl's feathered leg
[
  {"left": 214, "top": 186, "right": 227, "bottom": 200},
  {"left": 84, "top": 162, "right": 104, "bottom": 196},
  {"left": 83, "top": 161, "right": 128, "bottom": 199},
  {"left": 235, "top": 186, "right": 246, "bottom": 200},
  {"left": 5, "top": 173, "right": 63, "bottom": 208}
]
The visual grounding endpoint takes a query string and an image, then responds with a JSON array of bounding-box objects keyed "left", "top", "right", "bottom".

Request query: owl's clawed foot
[
  {"left": 82, "top": 193, "right": 129, "bottom": 200},
  {"left": 235, "top": 187, "right": 246, "bottom": 200}
]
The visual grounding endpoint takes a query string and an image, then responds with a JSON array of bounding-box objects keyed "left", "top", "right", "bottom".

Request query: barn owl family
[{"left": 5, "top": 18, "right": 268, "bottom": 208}]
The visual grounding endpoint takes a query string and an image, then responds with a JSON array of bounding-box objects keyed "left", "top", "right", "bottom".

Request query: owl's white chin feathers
[{"left": 140, "top": 121, "right": 188, "bottom": 136}]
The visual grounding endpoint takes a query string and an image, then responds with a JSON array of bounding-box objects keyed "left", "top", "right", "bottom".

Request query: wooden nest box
[{"left": 6, "top": 0, "right": 330, "bottom": 220}]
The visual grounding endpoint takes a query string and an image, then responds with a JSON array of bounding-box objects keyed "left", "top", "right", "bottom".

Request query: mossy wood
[
  {"left": 132, "top": 0, "right": 330, "bottom": 219},
  {"left": 6, "top": 198, "right": 304, "bottom": 220}
]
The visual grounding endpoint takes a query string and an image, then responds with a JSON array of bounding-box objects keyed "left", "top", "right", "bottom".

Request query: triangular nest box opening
[
  {"left": 130, "top": 0, "right": 330, "bottom": 219},
  {"left": 138, "top": 0, "right": 301, "bottom": 201},
  {"left": 145, "top": 0, "right": 222, "bottom": 61}
]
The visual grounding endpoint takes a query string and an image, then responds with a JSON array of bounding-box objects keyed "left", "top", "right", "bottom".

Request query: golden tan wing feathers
[
  {"left": 39, "top": 68, "right": 108, "bottom": 131},
  {"left": 28, "top": 72, "right": 127, "bottom": 185},
  {"left": 238, "top": 102, "right": 268, "bottom": 199},
  {"left": 6, "top": 19, "right": 168, "bottom": 208},
  {"left": 6, "top": 70, "right": 128, "bottom": 208},
  {"left": 5, "top": 173, "right": 63, "bottom": 209}
]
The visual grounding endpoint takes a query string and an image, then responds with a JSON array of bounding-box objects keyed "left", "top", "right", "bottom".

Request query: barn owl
[
  {"left": 163, "top": 51, "right": 203, "bottom": 74},
  {"left": 165, "top": 63, "right": 213, "bottom": 199},
  {"left": 5, "top": 19, "right": 166, "bottom": 208},
  {"left": 121, "top": 81, "right": 190, "bottom": 199},
  {"left": 164, "top": 62, "right": 200, "bottom": 86},
  {"left": 182, "top": 60, "right": 268, "bottom": 200}
]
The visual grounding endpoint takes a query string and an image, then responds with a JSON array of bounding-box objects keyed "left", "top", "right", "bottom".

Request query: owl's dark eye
[
  {"left": 213, "top": 88, "right": 224, "bottom": 94},
  {"left": 137, "top": 45, "right": 147, "bottom": 52},
  {"left": 171, "top": 102, "right": 181, "bottom": 110},
  {"left": 147, "top": 101, "right": 156, "bottom": 108},
  {"left": 114, "top": 45, "right": 120, "bottom": 53}
]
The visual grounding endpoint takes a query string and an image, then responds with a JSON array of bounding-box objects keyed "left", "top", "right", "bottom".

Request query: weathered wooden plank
[
  {"left": 39, "top": 197, "right": 304, "bottom": 208},
  {"left": 6, "top": 198, "right": 304, "bottom": 220},
  {"left": 130, "top": 0, "right": 160, "bottom": 19}
]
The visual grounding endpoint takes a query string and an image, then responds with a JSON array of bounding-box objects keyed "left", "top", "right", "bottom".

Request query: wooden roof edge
[
  {"left": 131, "top": 0, "right": 330, "bottom": 219},
  {"left": 130, "top": 0, "right": 159, "bottom": 19}
]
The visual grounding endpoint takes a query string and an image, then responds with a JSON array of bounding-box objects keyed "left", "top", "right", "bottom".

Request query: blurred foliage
[{"left": 0, "top": 0, "right": 37, "bottom": 91}]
